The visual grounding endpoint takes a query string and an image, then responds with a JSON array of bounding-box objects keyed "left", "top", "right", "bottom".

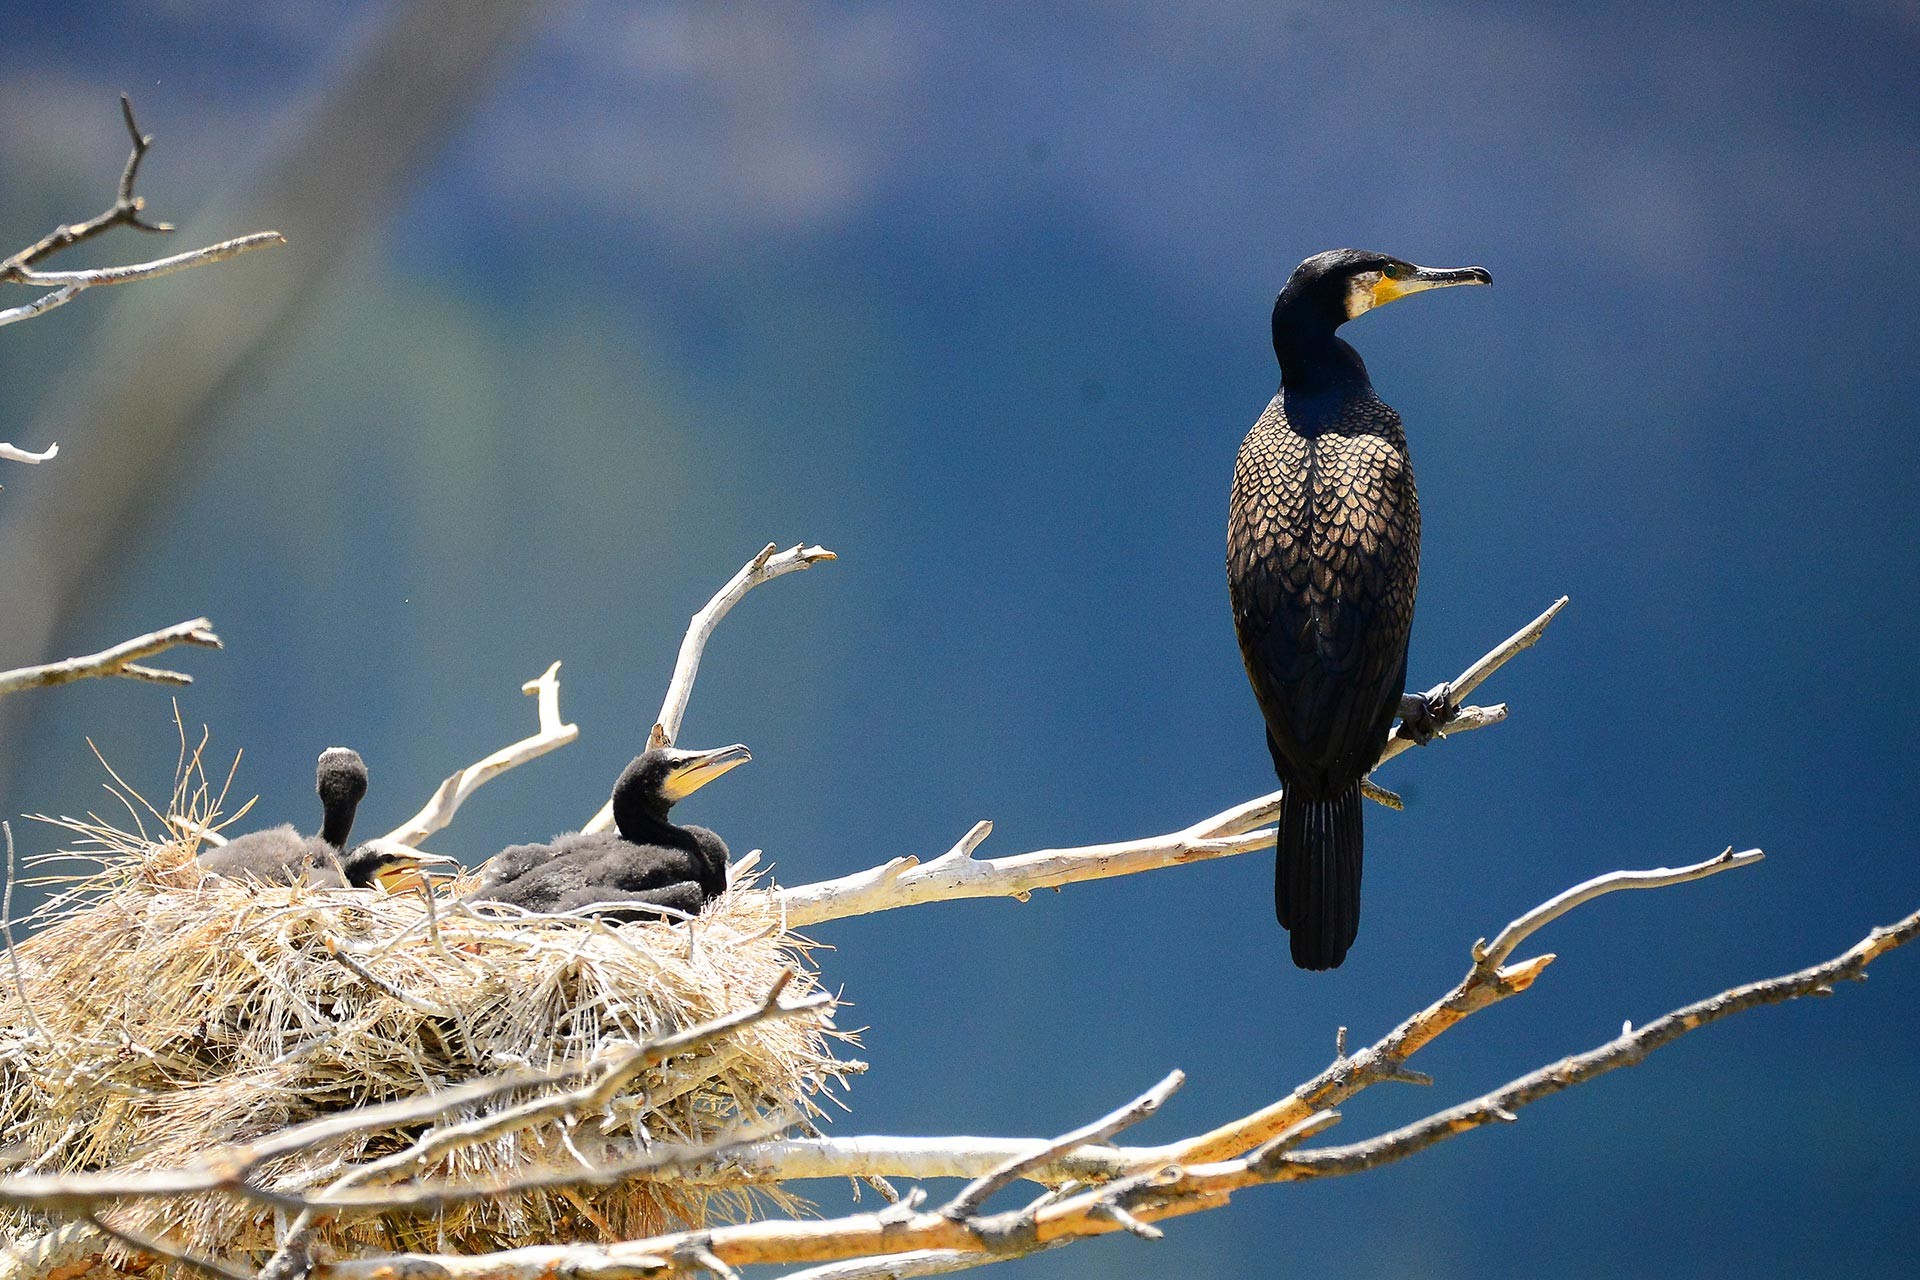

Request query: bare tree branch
[
  {"left": 940, "top": 1071, "right": 1183, "bottom": 1219},
  {"left": 0, "top": 825, "right": 1908, "bottom": 1280},
  {"left": 370, "top": 661, "right": 577, "bottom": 853},
  {"left": 583, "top": 543, "right": 837, "bottom": 833},
  {"left": 0, "top": 442, "right": 59, "bottom": 466},
  {"left": 458, "top": 846, "right": 1766, "bottom": 1195},
  {"left": 0, "top": 618, "right": 220, "bottom": 699},
  {"left": 774, "top": 599, "right": 1563, "bottom": 928},
  {"left": 1476, "top": 845, "right": 1764, "bottom": 967},
  {"left": 0, "top": 97, "right": 283, "bottom": 332},
  {"left": 1, "top": 96, "right": 177, "bottom": 275}
]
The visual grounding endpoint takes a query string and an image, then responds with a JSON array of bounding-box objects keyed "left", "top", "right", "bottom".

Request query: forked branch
[
  {"left": 0, "top": 619, "right": 221, "bottom": 699},
  {"left": 0, "top": 96, "right": 284, "bottom": 333},
  {"left": 371, "top": 662, "right": 577, "bottom": 852}
]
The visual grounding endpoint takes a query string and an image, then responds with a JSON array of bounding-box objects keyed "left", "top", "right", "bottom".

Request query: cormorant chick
[
  {"left": 338, "top": 843, "right": 465, "bottom": 891},
  {"left": 196, "top": 749, "right": 458, "bottom": 890},
  {"left": 1228, "top": 249, "right": 1489, "bottom": 970},
  {"left": 196, "top": 747, "right": 369, "bottom": 886},
  {"left": 471, "top": 744, "right": 751, "bottom": 922}
]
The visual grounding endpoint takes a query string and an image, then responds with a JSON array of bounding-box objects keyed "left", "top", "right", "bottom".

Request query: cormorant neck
[
  {"left": 613, "top": 796, "right": 679, "bottom": 843},
  {"left": 1274, "top": 331, "right": 1371, "bottom": 397},
  {"left": 319, "top": 804, "right": 356, "bottom": 851}
]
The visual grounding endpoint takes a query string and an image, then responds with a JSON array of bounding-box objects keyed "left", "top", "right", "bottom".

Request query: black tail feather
[{"left": 1275, "top": 782, "right": 1363, "bottom": 970}]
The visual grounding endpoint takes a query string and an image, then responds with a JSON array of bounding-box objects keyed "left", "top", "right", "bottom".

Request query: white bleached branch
[
  {"left": 371, "top": 662, "right": 578, "bottom": 852},
  {"left": 0, "top": 619, "right": 220, "bottom": 699},
  {"left": 302, "top": 896, "right": 1918, "bottom": 1280},
  {"left": 776, "top": 599, "right": 1564, "bottom": 928},
  {"left": 0, "top": 840, "right": 1909, "bottom": 1280},
  {"left": 940, "top": 1071, "right": 1183, "bottom": 1218},
  {"left": 1475, "top": 845, "right": 1764, "bottom": 967},
  {"left": 583, "top": 542, "right": 836, "bottom": 833},
  {"left": 0, "top": 441, "right": 58, "bottom": 465}
]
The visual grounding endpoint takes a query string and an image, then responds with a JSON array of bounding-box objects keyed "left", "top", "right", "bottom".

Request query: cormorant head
[
  {"left": 315, "top": 747, "right": 369, "bottom": 849},
  {"left": 612, "top": 743, "right": 752, "bottom": 828},
  {"left": 1273, "top": 249, "right": 1490, "bottom": 351},
  {"left": 338, "top": 842, "right": 464, "bottom": 891}
]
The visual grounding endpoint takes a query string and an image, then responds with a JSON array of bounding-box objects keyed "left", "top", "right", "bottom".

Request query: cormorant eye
[{"left": 1381, "top": 263, "right": 1406, "bottom": 280}]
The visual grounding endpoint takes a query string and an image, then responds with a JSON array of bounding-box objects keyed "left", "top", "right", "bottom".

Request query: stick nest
[{"left": 0, "top": 756, "right": 855, "bottom": 1269}]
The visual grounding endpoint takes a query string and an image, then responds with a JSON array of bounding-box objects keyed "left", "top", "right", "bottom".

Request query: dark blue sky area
[{"left": 2, "top": 4, "right": 1917, "bottom": 1277}]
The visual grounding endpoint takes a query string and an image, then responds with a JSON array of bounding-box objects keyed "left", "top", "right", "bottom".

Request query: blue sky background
[{"left": 3, "top": 3, "right": 1917, "bottom": 1276}]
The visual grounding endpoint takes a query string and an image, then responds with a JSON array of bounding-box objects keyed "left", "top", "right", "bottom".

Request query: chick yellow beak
[{"left": 374, "top": 849, "right": 464, "bottom": 893}]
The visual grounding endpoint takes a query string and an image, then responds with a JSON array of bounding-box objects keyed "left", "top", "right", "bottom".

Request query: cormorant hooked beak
[
  {"left": 659, "top": 744, "right": 753, "bottom": 803},
  {"left": 1359, "top": 263, "right": 1492, "bottom": 316}
]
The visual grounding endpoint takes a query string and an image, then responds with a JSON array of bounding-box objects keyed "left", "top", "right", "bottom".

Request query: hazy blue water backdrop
[{"left": 3, "top": 3, "right": 1917, "bottom": 1276}]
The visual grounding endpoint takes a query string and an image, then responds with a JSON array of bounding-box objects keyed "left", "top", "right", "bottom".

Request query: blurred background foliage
[{"left": 2, "top": 3, "right": 1916, "bottom": 1276}]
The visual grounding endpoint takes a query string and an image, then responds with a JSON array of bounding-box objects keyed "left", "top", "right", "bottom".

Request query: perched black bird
[
  {"left": 196, "top": 747, "right": 369, "bottom": 886},
  {"left": 196, "top": 748, "right": 457, "bottom": 890},
  {"left": 1228, "top": 249, "right": 1489, "bottom": 969},
  {"left": 471, "top": 744, "right": 751, "bottom": 922}
]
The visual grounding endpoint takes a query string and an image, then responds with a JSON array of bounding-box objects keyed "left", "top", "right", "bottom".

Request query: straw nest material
[{"left": 0, "top": 752, "right": 856, "bottom": 1267}]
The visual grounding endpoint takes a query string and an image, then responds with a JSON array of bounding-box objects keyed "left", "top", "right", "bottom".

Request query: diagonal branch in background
[
  {"left": 371, "top": 662, "right": 577, "bottom": 853},
  {"left": 939, "top": 1071, "right": 1183, "bottom": 1219},
  {"left": 0, "top": 0, "right": 552, "bottom": 800},
  {"left": 775, "top": 597, "right": 1565, "bottom": 928},
  {"left": 0, "top": 97, "right": 283, "bottom": 333},
  {"left": 582, "top": 543, "right": 837, "bottom": 833},
  {"left": 1162, "top": 844, "right": 1763, "bottom": 1164},
  {"left": 0, "top": 619, "right": 220, "bottom": 699}
]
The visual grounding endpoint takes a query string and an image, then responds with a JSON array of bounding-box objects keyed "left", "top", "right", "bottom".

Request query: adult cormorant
[
  {"left": 470, "top": 744, "right": 750, "bottom": 922},
  {"left": 1228, "top": 249, "right": 1489, "bottom": 970},
  {"left": 196, "top": 748, "right": 457, "bottom": 890}
]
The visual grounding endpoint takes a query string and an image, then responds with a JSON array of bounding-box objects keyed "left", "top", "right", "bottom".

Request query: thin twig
[
  {"left": 1477, "top": 846, "right": 1764, "bottom": 967},
  {"left": 6, "top": 233, "right": 286, "bottom": 292},
  {"left": 80, "top": 1212, "right": 251, "bottom": 1280},
  {"left": 941, "top": 1071, "right": 1183, "bottom": 1219},
  {"left": 0, "top": 96, "right": 283, "bottom": 330},
  {"left": 1, "top": 824, "right": 53, "bottom": 1045}
]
